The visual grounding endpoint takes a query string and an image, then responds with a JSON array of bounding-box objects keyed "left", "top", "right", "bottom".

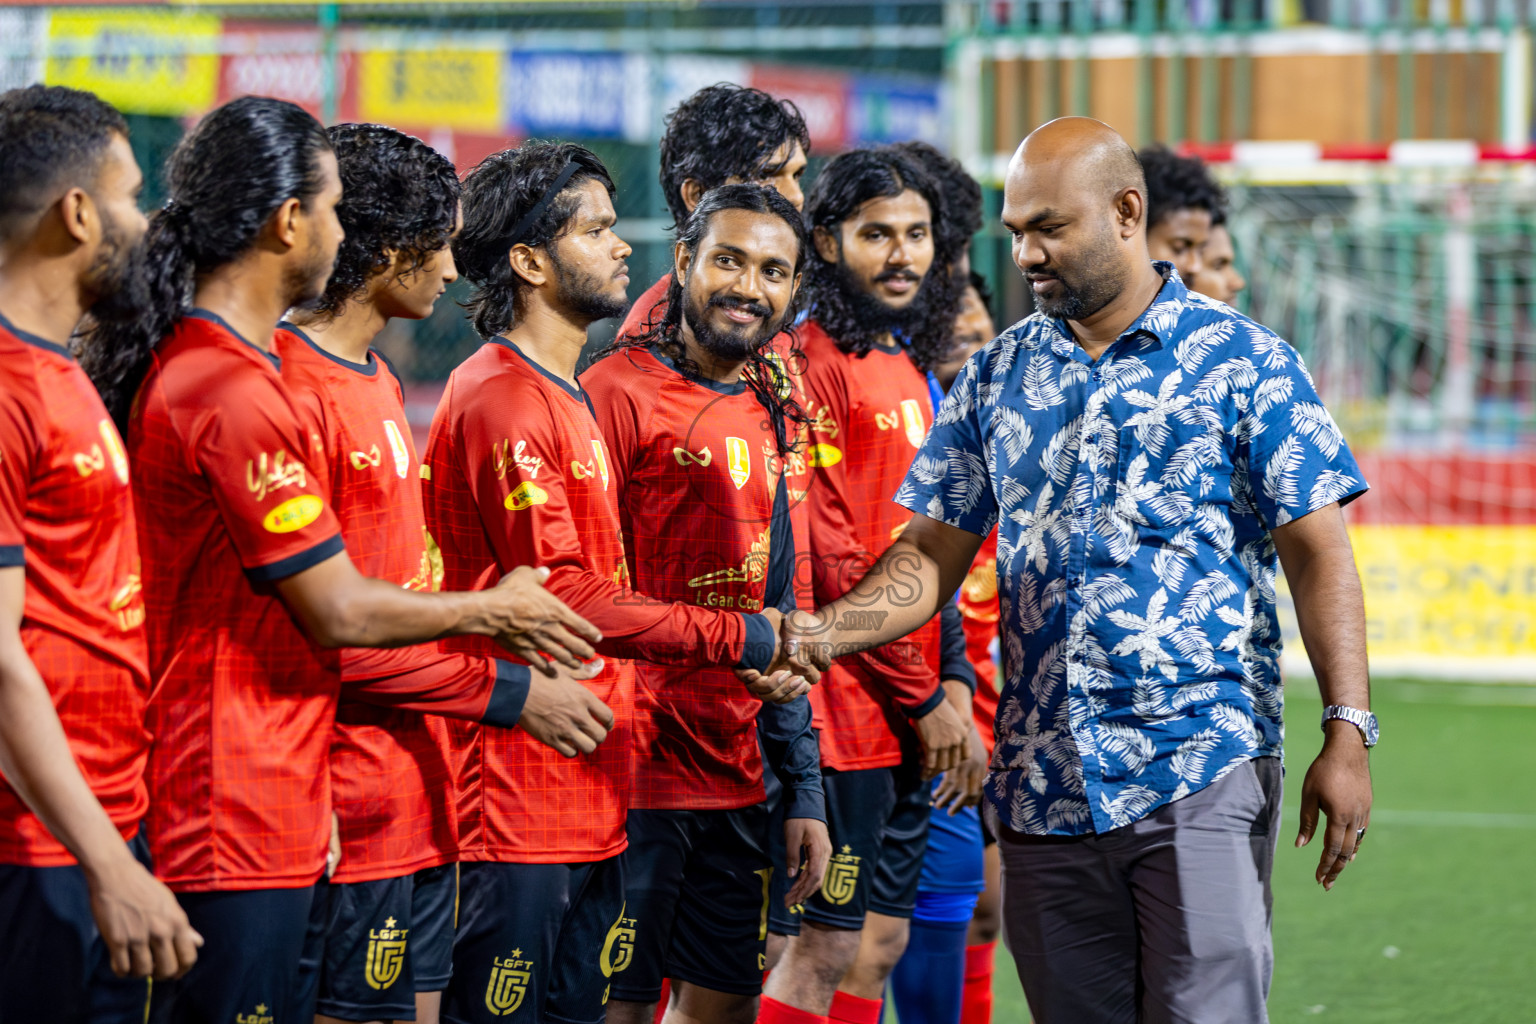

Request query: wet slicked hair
[
  {"left": 454, "top": 141, "right": 615, "bottom": 340},
  {"left": 78, "top": 96, "right": 332, "bottom": 428},
  {"left": 659, "top": 84, "right": 810, "bottom": 230},
  {"left": 0, "top": 84, "right": 129, "bottom": 241},
  {"left": 314, "top": 123, "right": 461, "bottom": 317}
]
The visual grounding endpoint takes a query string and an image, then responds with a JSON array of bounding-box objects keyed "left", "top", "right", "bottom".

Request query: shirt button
[{"left": 1067, "top": 577, "right": 1082, "bottom": 590}]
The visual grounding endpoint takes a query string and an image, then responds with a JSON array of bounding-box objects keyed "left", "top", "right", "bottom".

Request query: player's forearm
[
  {"left": 803, "top": 539, "right": 952, "bottom": 656},
  {"left": 324, "top": 578, "right": 498, "bottom": 648},
  {"left": 1273, "top": 507, "right": 1371, "bottom": 713},
  {"left": 0, "top": 645, "right": 133, "bottom": 877}
]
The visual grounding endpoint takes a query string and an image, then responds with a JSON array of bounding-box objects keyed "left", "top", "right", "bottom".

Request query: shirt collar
[{"left": 1039, "top": 260, "right": 1184, "bottom": 357}]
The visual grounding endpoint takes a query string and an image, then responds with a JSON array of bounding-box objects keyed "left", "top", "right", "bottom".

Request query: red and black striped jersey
[
  {"left": 0, "top": 312, "right": 150, "bottom": 866},
  {"left": 797, "top": 319, "right": 944, "bottom": 771}
]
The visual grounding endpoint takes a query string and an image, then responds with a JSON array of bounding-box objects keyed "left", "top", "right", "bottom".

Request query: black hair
[
  {"left": 801, "top": 145, "right": 963, "bottom": 371},
  {"left": 609, "top": 183, "right": 809, "bottom": 455},
  {"left": 892, "top": 140, "right": 983, "bottom": 255},
  {"left": 1138, "top": 144, "right": 1226, "bottom": 229},
  {"left": 312, "top": 123, "right": 461, "bottom": 318},
  {"left": 77, "top": 96, "right": 333, "bottom": 428},
  {"left": 0, "top": 85, "right": 130, "bottom": 242},
  {"left": 659, "top": 84, "right": 810, "bottom": 231},
  {"left": 967, "top": 269, "right": 994, "bottom": 317},
  {"left": 454, "top": 141, "right": 615, "bottom": 340}
]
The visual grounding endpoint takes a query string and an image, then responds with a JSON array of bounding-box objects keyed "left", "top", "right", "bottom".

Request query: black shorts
[
  {"left": 148, "top": 884, "right": 317, "bottom": 1024},
  {"left": 442, "top": 856, "right": 625, "bottom": 1024},
  {"left": 0, "top": 829, "right": 153, "bottom": 1024},
  {"left": 609, "top": 806, "right": 773, "bottom": 1003},
  {"left": 308, "top": 863, "right": 458, "bottom": 1020},
  {"left": 785, "top": 763, "right": 931, "bottom": 932}
]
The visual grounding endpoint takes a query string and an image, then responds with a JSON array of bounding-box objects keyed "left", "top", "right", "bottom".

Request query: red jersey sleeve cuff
[
  {"left": 243, "top": 534, "right": 345, "bottom": 583},
  {"left": 0, "top": 545, "right": 22, "bottom": 568},
  {"left": 481, "top": 659, "right": 532, "bottom": 729},
  {"left": 907, "top": 684, "right": 946, "bottom": 720}
]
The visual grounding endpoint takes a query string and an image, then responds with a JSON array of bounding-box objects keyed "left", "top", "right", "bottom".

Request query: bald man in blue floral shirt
[{"left": 774, "top": 118, "right": 1376, "bottom": 1024}]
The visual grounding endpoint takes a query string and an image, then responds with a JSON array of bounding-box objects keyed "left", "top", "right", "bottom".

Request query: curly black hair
[
  {"left": 801, "top": 145, "right": 963, "bottom": 372},
  {"left": 607, "top": 184, "right": 809, "bottom": 456},
  {"left": 892, "top": 140, "right": 983, "bottom": 256},
  {"left": 310, "top": 123, "right": 460, "bottom": 318},
  {"left": 454, "top": 140, "right": 615, "bottom": 340},
  {"left": 1139, "top": 144, "right": 1226, "bottom": 229},
  {"left": 0, "top": 84, "right": 129, "bottom": 241},
  {"left": 659, "top": 84, "right": 810, "bottom": 230}
]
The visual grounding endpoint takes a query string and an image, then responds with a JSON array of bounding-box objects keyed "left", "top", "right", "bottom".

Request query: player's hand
[
  {"left": 735, "top": 668, "right": 812, "bottom": 705},
  {"left": 933, "top": 725, "right": 987, "bottom": 814},
  {"left": 758, "top": 608, "right": 822, "bottom": 686},
  {"left": 486, "top": 566, "right": 603, "bottom": 675},
  {"left": 518, "top": 658, "right": 614, "bottom": 757},
  {"left": 326, "top": 812, "right": 341, "bottom": 878},
  {"left": 1296, "top": 723, "right": 1372, "bottom": 891},
  {"left": 782, "top": 817, "right": 832, "bottom": 908},
  {"left": 782, "top": 608, "right": 834, "bottom": 674},
  {"left": 85, "top": 847, "right": 203, "bottom": 980},
  {"left": 911, "top": 697, "right": 969, "bottom": 781}
]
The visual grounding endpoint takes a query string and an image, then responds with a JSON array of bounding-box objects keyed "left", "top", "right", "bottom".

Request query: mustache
[
  {"left": 707, "top": 294, "right": 772, "bottom": 320},
  {"left": 874, "top": 268, "right": 921, "bottom": 284}
]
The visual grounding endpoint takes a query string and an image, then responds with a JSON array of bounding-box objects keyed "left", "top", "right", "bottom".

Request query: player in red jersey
[
  {"left": 276, "top": 124, "right": 613, "bottom": 1024},
  {"left": 761, "top": 147, "right": 974, "bottom": 1024},
  {"left": 426, "top": 143, "right": 813, "bottom": 1024},
  {"left": 589, "top": 185, "right": 832, "bottom": 1024},
  {"left": 75, "top": 98, "right": 604, "bottom": 1024},
  {"left": 0, "top": 84, "right": 202, "bottom": 1023}
]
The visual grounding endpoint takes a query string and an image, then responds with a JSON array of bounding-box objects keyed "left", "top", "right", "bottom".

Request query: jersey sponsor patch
[
  {"left": 504, "top": 481, "right": 549, "bottom": 511},
  {"left": 263, "top": 494, "right": 324, "bottom": 533},
  {"left": 383, "top": 420, "right": 410, "bottom": 479},
  {"left": 726, "top": 436, "right": 750, "bottom": 490},
  {"left": 811, "top": 442, "right": 842, "bottom": 467}
]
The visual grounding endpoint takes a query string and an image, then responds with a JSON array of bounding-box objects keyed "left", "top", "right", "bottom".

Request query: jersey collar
[
  {"left": 0, "top": 308, "right": 72, "bottom": 359},
  {"left": 187, "top": 308, "right": 281, "bottom": 370},
  {"left": 278, "top": 321, "right": 379, "bottom": 377}
]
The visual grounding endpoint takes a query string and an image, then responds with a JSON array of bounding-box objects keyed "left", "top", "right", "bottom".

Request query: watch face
[{"left": 1364, "top": 715, "right": 1380, "bottom": 747}]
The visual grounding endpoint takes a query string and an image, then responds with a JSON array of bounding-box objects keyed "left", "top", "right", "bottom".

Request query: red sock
[
  {"left": 960, "top": 942, "right": 996, "bottom": 1024},
  {"left": 827, "top": 991, "right": 882, "bottom": 1024},
  {"left": 653, "top": 978, "right": 670, "bottom": 1024},
  {"left": 757, "top": 994, "right": 829, "bottom": 1024}
]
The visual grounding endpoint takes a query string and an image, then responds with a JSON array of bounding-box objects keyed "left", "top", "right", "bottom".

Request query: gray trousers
[{"left": 997, "top": 756, "right": 1284, "bottom": 1024}]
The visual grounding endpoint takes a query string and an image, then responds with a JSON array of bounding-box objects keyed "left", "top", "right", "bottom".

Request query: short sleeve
[
  {"left": 894, "top": 355, "right": 999, "bottom": 537},
  {"left": 195, "top": 373, "right": 344, "bottom": 581},
  {"left": 1239, "top": 340, "right": 1367, "bottom": 529},
  {"left": 0, "top": 382, "right": 39, "bottom": 566}
]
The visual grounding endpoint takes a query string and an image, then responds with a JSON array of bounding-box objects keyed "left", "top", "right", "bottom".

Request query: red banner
[
  {"left": 217, "top": 22, "right": 357, "bottom": 122},
  {"left": 748, "top": 64, "right": 848, "bottom": 149}
]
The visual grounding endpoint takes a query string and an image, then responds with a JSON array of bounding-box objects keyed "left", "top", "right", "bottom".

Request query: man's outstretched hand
[
  {"left": 734, "top": 608, "right": 816, "bottom": 704},
  {"left": 87, "top": 848, "right": 202, "bottom": 980},
  {"left": 1296, "top": 722, "right": 1373, "bottom": 891},
  {"left": 518, "top": 658, "right": 614, "bottom": 757},
  {"left": 782, "top": 817, "right": 832, "bottom": 908},
  {"left": 489, "top": 566, "right": 603, "bottom": 675}
]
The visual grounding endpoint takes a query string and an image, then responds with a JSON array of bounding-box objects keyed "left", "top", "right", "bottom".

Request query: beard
[
  {"left": 550, "top": 246, "right": 627, "bottom": 325},
  {"left": 284, "top": 231, "right": 337, "bottom": 312},
  {"left": 1027, "top": 225, "right": 1127, "bottom": 321},
  {"left": 83, "top": 208, "right": 148, "bottom": 323},
  {"left": 830, "top": 259, "right": 931, "bottom": 338},
  {"left": 681, "top": 278, "right": 782, "bottom": 363}
]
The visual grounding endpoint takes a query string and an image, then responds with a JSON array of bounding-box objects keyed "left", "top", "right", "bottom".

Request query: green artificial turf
[{"left": 921, "top": 677, "right": 1536, "bottom": 1022}]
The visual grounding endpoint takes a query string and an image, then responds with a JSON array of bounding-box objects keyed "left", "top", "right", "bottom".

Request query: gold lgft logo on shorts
[
  {"left": 234, "top": 1004, "right": 274, "bottom": 1024},
  {"left": 821, "top": 845, "right": 863, "bottom": 906},
  {"left": 485, "top": 949, "right": 533, "bottom": 1016},
  {"left": 365, "top": 916, "right": 410, "bottom": 991}
]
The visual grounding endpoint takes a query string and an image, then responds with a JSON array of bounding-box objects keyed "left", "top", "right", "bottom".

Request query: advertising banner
[
  {"left": 749, "top": 64, "right": 849, "bottom": 149},
  {"left": 505, "top": 50, "right": 649, "bottom": 142},
  {"left": 357, "top": 44, "right": 502, "bottom": 133},
  {"left": 45, "top": 10, "right": 221, "bottom": 117},
  {"left": 849, "top": 75, "right": 942, "bottom": 146},
  {"left": 218, "top": 22, "right": 356, "bottom": 122}
]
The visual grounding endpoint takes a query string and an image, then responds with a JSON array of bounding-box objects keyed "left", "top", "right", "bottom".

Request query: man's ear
[
  {"left": 56, "top": 187, "right": 94, "bottom": 246},
  {"left": 672, "top": 239, "right": 692, "bottom": 288},
  {"left": 507, "top": 243, "right": 548, "bottom": 289},
  {"left": 812, "top": 225, "right": 840, "bottom": 265},
  {"left": 1115, "top": 186, "right": 1145, "bottom": 240},
  {"left": 679, "top": 179, "right": 705, "bottom": 216},
  {"left": 268, "top": 196, "right": 304, "bottom": 251}
]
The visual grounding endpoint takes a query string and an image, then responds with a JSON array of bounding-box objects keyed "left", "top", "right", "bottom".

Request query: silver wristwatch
[{"left": 1321, "top": 705, "right": 1379, "bottom": 748}]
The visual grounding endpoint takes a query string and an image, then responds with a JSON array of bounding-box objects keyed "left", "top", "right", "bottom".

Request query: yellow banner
[
  {"left": 1282, "top": 525, "right": 1536, "bottom": 681},
  {"left": 45, "top": 11, "right": 221, "bottom": 117},
  {"left": 357, "top": 47, "right": 502, "bottom": 132}
]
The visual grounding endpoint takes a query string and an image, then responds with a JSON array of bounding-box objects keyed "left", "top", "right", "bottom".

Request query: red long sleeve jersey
[
  {"left": 797, "top": 320, "right": 943, "bottom": 771},
  {"left": 0, "top": 316, "right": 150, "bottom": 866},
  {"left": 619, "top": 276, "right": 815, "bottom": 609},
  {"left": 424, "top": 340, "right": 753, "bottom": 863},
  {"left": 584, "top": 346, "right": 787, "bottom": 810},
  {"left": 130, "top": 312, "right": 348, "bottom": 890},
  {"left": 958, "top": 529, "right": 1001, "bottom": 757},
  {"left": 276, "top": 325, "right": 494, "bottom": 882}
]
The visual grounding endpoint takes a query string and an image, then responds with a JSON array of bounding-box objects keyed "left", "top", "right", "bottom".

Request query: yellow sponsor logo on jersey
[
  {"left": 504, "top": 481, "right": 549, "bottom": 511},
  {"left": 726, "top": 436, "right": 751, "bottom": 490},
  {"left": 383, "top": 419, "right": 411, "bottom": 479},
  {"left": 900, "top": 398, "right": 927, "bottom": 448},
  {"left": 674, "top": 445, "right": 712, "bottom": 467},
  {"left": 810, "top": 443, "right": 842, "bottom": 468},
  {"left": 485, "top": 949, "right": 532, "bottom": 1016},
  {"left": 262, "top": 495, "right": 323, "bottom": 534},
  {"left": 99, "top": 420, "right": 129, "bottom": 484},
  {"left": 349, "top": 444, "right": 382, "bottom": 471},
  {"left": 821, "top": 845, "right": 862, "bottom": 906},
  {"left": 592, "top": 439, "right": 610, "bottom": 489}
]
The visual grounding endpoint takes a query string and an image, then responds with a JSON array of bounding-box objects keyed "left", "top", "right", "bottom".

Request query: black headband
[{"left": 501, "top": 159, "right": 581, "bottom": 252}]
